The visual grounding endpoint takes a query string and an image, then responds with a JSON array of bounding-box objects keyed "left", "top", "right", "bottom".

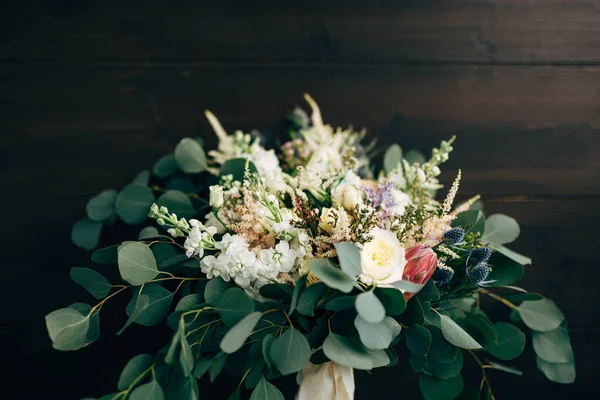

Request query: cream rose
[
  {"left": 360, "top": 228, "right": 406, "bottom": 285},
  {"left": 318, "top": 207, "right": 336, "bottom": 234},
  {"left": 209, "top": 185, "right": 224, "bottom": 209},
  {"left": 331, "top": 171, "right": 364, "bottom": 211}
]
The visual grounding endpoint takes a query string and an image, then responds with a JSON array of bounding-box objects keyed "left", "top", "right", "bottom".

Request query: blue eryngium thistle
[
  {"left": 433, "top": 266, "right": 454, "bottom": 285},
  {"left": 468, "top": 264, "right": 490, "bottom": 283},
  {"left": 443, "top": 227, "right": 465, "bottom": 245},
  {"left": 469, "top": 247, "right": 492, "bottom": 265}
]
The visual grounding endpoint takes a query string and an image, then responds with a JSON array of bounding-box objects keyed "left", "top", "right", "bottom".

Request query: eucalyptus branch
[
  {"left": 478, "top": 288, "right": 519, "bottom": 311},
  {"left": 468, "top": 350, "right": 496, "bottom": 400}
]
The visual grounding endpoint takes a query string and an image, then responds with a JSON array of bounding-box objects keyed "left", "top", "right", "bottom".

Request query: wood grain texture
[
  {"left": 1, "top": 0, "right": 598, "bottom": 399},
  {"left": 2, "top": 0, "right": 600, "bottom": 63}
]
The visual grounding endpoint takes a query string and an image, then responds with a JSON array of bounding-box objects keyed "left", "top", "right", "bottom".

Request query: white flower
[
  {"left": 209, "top": 185, "right": 224, "bottom": 209},
  {"left": 331, "top": 171, "right": 363, "bottom": 211},
  {"left": 205, "top": 210, "right": 229, "bottom": 234},
  {"left": 360, "top": 228, "right": 406, "bottom": 285},
  {"left": 383, "top": 190, "right": 412, "bottom": 217},
  {"left": 387, "top": 170, "right": 407, "bottom": 190},
  {"left": 259, "top": 241, "right": 297, "bottom": 274},
  {"left": 319, "top": 207, "right": 336, "bottom": 234}
]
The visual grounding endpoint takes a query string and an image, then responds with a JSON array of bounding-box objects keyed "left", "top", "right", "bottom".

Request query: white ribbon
[{"left": 297, "top": 362, "right": 355, "bottom": 400}]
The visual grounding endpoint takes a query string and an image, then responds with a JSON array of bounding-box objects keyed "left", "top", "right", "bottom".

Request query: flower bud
[
  {"left": 468, "top": 264, "right": 490, "bottom": 283},
  {"left": 209, "top": 185, "right": 224, "bottom": 209},
  {"left": 469, "top": 247, "right": 492, "bottom": 265},
  {"left": 402, "top": 244, "right": 438, "bottom": 300}
]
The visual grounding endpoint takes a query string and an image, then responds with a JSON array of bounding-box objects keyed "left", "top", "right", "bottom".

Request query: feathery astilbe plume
[{"left": 442, "top": 169, "right": 461, "bottom": 216}]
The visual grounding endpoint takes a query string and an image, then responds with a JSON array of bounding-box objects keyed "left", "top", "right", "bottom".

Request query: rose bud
[{"left": 402, "top": 244, "right": 438, "bottom": 301}]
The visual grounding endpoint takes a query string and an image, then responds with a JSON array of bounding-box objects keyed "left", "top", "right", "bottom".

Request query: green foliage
[
  {"left": 419, "top": 374, "right": 463, "bottom": 400},
  {"left": 289, "top": 275, "right": 307, "bottom": 314},
  {"left": 325, "top": 295, "right": 356, "bottom": 312},
  {"left": 296, "top": 282, "right": 327, "bottom": 317},
  {"left": 46, "top": 305, "right": 94, "bottom": 351},
  {"left": 72, "top": 218, "right": 103, "bottom": 250},
  {"left": 384, "top": 144, "right": 402, "bottom": 173},
  {"left": 260, "top": 283, "right": 293, "bottom": 303},
  {"left": 249, "top": 377, "right": 285, "bottom": 400},
  {"left": 129, "top": 380, "right": 164, "bottom": 400},
  {"left": 118, "top": 294, "right": 149, "bottom": 335},
  {"left": 91, "top": 245, "right": 119, "bottom": 265},
  {"left": 451, "top": 210, "right": 485, "bottom": 236},
  {"left": 270, "top": 328, "right": 311, "bottom": 375},
  {"left": 404, "top": 149, "right": 426, "bottom": 165},
  {"left": 126, "top": 284, "right": 173, "bottom": 326},
  {"left": 354, "top": 315, "right": 401, "bottom": 350},
  {"left": 375, "top": 287, "right": 406, "bottom": 316},
  {"left": 536, "top": 358, "right": 576, "bottom": 384},
  {"left": 482, "top": 214, "right": 520, "bottom": 245},
  {"left": 426, "top": 348, "right": 463, "bottom": 379},
  {"left": 532, "top": 325, "right": 574, "bottom": 364},
  {"left": 86, "top": 189, "right": 117, "bottom": 222},
  {"left": 220, "top": 158, "right": 259, "bottom": 181},
  {"left": 118, "top": 354, "right": 153, "bottom": 391},
  {"left": 153, "top": 154, "right": 178, "bottom": 178},
  {"left": 157, "top": 190, "right": 195, "bottom": 220},
  {"left": 438, "top": 313, "right": 482, "bottom": 350},
  {"left": 416, "top": 280, "right": 440, "bottom": 304},
  {"left": 493, "top": 244, "right": 532, "bottom": 265},
  {"left": 115, "top": 184, "right": 155, "bottom": 225},
  {"left": 174, "top": 138, "right": 207, "bottom": 173},
  {"left": 216, "top": 288, "right": 255, "bottom": 327},
  {"left": 118, "top": 242, "right": 159, "bottom": 286},
  {"left": 483, "top": 323, "right": 525, "bottom": 360},
  {"left": 334, "top": 242, "right": 363, "bottom": 277},
  {"left": 220, "top": 312, "right": 262, "bottom": 354},
  {"left": 204, "top": 277, "right": 232, "bottom": 305},
  {"left": 309, "top": 259, "right": 355, "bottom": 293},
  {"left": 487, "top": 252, "right": 524, "bottom": 286},
  {"left": 322, "top": 333, "right": 374, "bottom": 370},
  {"left": 518, "top": 298, "right": 565, "bottom": 332},
  {"left": 406, "top": 325, "right": 432, "bottom": 356},
  {"left": 355, "top": 291, "right": 385, "bottom": 323},
  {"left": 70, "top": 267, "right": 112, "bottom": 299}
]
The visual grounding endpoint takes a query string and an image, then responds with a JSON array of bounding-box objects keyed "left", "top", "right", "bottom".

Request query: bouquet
[{"left": 46, "top": 95, "right": 575, "bottom": 400}]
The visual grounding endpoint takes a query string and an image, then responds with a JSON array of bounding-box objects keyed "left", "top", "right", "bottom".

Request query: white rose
[
  {"left": 318, "top": 207, "right": 336, "bottom": 234},
  {"left": 360, "top": 228, "right": 406, "bottom": 285},
  {"left": 383, "top": 190, "right": 412, "bottom": 216},
  {"left": 209, "top": 185, "right": 224, "bottom": 209}
]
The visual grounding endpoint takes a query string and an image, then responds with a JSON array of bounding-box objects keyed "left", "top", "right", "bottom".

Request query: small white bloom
[
  {"left": 360, "top": 228, "right": 406, "bottom": 285},
  {"left": 332, "top": 184, "right": 363, "bottom": 211},
  {"left": 209, "top": 185, "right": 224, "bottom": 209},
  {"left": 259, "top": 241, "right": 297, "bottom": 274},
  {"left": 383, "top": 190, "right": 412, "bottom": 217}
]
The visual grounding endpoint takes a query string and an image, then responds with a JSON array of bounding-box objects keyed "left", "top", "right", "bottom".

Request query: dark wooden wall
[{"left": 2, "top": 1, "right": 598, "bottom": 398}]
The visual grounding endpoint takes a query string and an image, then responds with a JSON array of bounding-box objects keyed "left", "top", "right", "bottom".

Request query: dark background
[{"left": 2, "top": 0, "right": 599, "bottom": 399}]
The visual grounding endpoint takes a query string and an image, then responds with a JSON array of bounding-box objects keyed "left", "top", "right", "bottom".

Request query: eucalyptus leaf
[
  {"left": 118, "top": 294, "right": 149, "bottom": 335},
  {"left": 118, "top": 354, "right": 153, "bottom": 391},
  {"left": 334, "top": 242, "right": 363, "bottom": 278},
  {"left": 220, "top": 312, "right": 262, "bottom": 354},
  {"left": 289, "top": 275, "right": 307, "bottom": 314},
  {"left": 483, "top": 323, "right": 525, "bottom": 361},
  {"left": 132, "top": 170, "right": 150, "bottom": 186},
  {"left": 355, "top": 291, "right": 386, "bottom": 323},
  {"left": 404, "top": 149, "right": 426, "bottom": 165},
  {"left": 91, "top": 245, "right": 119, "bottom": 265},
  {"left": 115, "top": 184, "right": 155, "bottom": 225},
  {"left": 406, "top": 325, "right": 432, "bottom": 356},
  {"left": 309, "top": 259, "right": 355, "bottom": 293},
  {"left": 139, "top": 226, "right": 160, "bottom": 240},
  {"left": 179, "top": 333, "right": 194, "bottom": 376},
  {"left": 354, "top": 315, "right": 400, "bottom": 350},
  {"left": 375, "top": 287, "right": 406, "bottom": 316},
  {"left": 296, "top": 282, "right": 327, "bottom": 317},
  {"left": 70, "top": 267, "right": 112, "bottom": 299},
  {"left": 419, "top": 374, "right": 463, "bottom": 400},
  {"left": 153, "top": 154, "right": 178, "bottom": 178},
  {"left": 439, "top": 314, "right": 482, "bottom": 349},
  {"left": 86, "top": 189, "right": 117, "bottom": 222},
  {"left": 389, "top": 280, "right": 425, "bottom": 293},
  {"left": 194, "top": 356, "right": 214, "bottom": 379},
  {"left": 205, "top": 277, "right": 232, "bottom": 305},
  {"left": 130, "top": 380, "right": 164, "bottom": 400},
  {"left": 323, "top": 333, "right": 373, "bottom": 370},
  {"left": 220, "top": 158, "right": 259, "bottom": 181},
  {"left": 126, "top": 284, "right": 173, "bottom": 326},
  {"left": 72, "top": 218, "right": 103, "bottom": 250},
  {"left": 536, "top": 358, "right": 576, "bottom": 384},
  {"left": 46, "top": 306, "right": 91, "bottom": 351},
  {"left": 410, "top": 354, "right": 427, "bottom": 372},
  {"left": 175, "top": 138, "right": 207, "bottom": 173},
  {"left": 492, "top": 244, "right": 532, "bottom": 265},
  {"left": 482, "top": 214, "right": 520, "bottom": 245},
  {"left": 384, "top": 144, "right": 402, "bottom": 173},
  {"left": 532, "top": 325, "right": 574, "bottom": 363},
  {"left": 487, "top": 252, "right": 524, "bottom": 286},
  {"left": 216, "top": 288, "right": 255, "bottom": 327},
  {"left": 249, "top": 377, "right": 284, "bottom": 400},
  {"left": 518, "top": 298, "right": 565, "bottom": 332},
  {"left": 210, "top": 353, "right": 228, "bottom": 382},
  {"left": 325, "top": 295, "right": 356, "bottom": 312},
  {"left": 426, "top": 348, "right": 463, "bottom": 379},
  {"left": 157, "top": 190, "right": 195, "bottom": 220},
  {"left": 485, "top": 360, "right": 523, "bottom": 376},
  {"left": 451, "top": 210, "right": 485, "bottom": 236},
  {"left": 118, "top": 242, "right": 159, "bottom": 286},
  {"left": 270, "top": 327, "right": 311, "bottom": 375}
]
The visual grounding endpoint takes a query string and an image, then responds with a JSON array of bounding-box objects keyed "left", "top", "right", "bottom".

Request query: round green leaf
[
  {"left": 118, "top": 354, "right": 153, "bottom": 391},
  {"left": 262, "top": 334, "right": 276, "bottom": 372},
  {"left": 296, "top": 282, "right": 327, "bottom": 317},
  {"left": 219, "top": 158, "right": 258, "bottom": 181},
  {"left": 289, "top": 275, "right": 307, "bottom": 314},
  {"left": 518, "top": 298, "right": 565, "bottom": 332},
  {"left": 404, "top": 149, "right": 426, "bottom": 165},
  {"left": 384, "top": 144, "right": 402, "bottom": 173},
  {"left": 375, "top": 287, "right": 406, "bottom": 316},
  {"left": 68, "top": 303, "right": 99, "bottom": 347},
  {"left": 482, "top": 214, "right": 520, "bottom": 245},
  {"left": 487, "top": 252, "right": 524, "bottom": 286},
  {"left": 451, "top": 210, "right": 485, "bottom": 236},
  {"left": 428, "top": 326, "right": 453, "bottom": 357},
  {"left": 354, "top": 315, "right": 400, "bottom": 350},
  {"left": 419, "top": 374, "right": 463, "bottom": 400},
  {"left": 139, "top": 226, "right": 160, "bottom": 240},
  {"left": 323, "top": 333, "right": 373, "bottom": 370},
  {"left": 118, "top": 294, "right": 149, "bottom": 335},
  {"left": 410, "top": 354, "right": 427, "bottom": 372},
  {"left": 355, "top": 291, "right": 386, "bottom": 324},
  {"left": 334, "top": 242, "right": 362, "bottom": 277},
  {"left": 204, "top": 277, "right": 231, "bottom": 305},
  {"left": 532, "top": 326, "right": 574, "bottom": 363},
  {"left": 157, "top": 190, "right": 195, "bottom": 220},
  {"left": 483, "top": 322, "right": 525, "bottom": 361},
  {"left": 175, "top": 138, "right": 207, "bottom": 173},
  {"left": 92, "top": 245, "right": 119, "bottom": 265},
  {"left": 130, "top": 380, "right": 164, "bottom": 400},
  {"left": 406, "top": 325, "right": 432, "bottom": 356},
  {"left": 86, "top": 189, "right": 117, "bottom": 222},
  {"left": 310, "top": 259, "right": 355, "bottom": 293},
  {"left": 536, "top": 358, "right": 576, "bottom": 384},
  {"left": 72, "top": 218, "right": 103, "bottom": 250},
  {"left": 270, "top": 327, "right": 311, "bottom": 375},
  {"left": 325, "top": 295, "right": 356, "bottom": 312},
  {"left": 249, "top": 377, "right": 284, "bottom": 400},
  {"left": 132, "top": 170, "right": 150, "bottom": 186},
  {"left": 126, "top": 284, "right": 173, "bottom": 326},
  {"left": 115, "top": 184, "right": 155, "bottom": 225},
  {"left": 426, "top": 349, "right": 463, "bottom": 379},
  {"left": 220, "top": 312, "right": 263, "bottom": 354},
  {"left": 118, "top": 242, "right": 159, "bottom": 286},
  {"left": 216, "top": 288, "right": 255, "bottom": 327},
  {"left": 70, "top": 267, "right": 112, "bottom": 299},
  {"left": 45, "top": 307, "right": 90, "bottom": 351},
  {"left": 153, "top": 154, "right": 178, "bottom": 178},
  {"left": 439, "top": 314, "right": 482, "bottom": 349}
]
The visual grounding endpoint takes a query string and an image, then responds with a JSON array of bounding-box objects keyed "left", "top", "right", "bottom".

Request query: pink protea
[{"left": 403, "top": 244, "right": 438, "bottom": 301}]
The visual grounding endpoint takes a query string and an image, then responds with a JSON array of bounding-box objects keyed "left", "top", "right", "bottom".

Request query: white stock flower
[
  {"left": 360, "top": 228, "right": 406, "bottom": 285},
  {"left": 259, "top": 241, "right": 297, "bottom": 274},
  {"left": 383, "top": 190, "right": 412, "bottom": 217}
]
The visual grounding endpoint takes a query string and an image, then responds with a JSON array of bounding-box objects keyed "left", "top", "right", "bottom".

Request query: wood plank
[
  {"left": 2, "top": 64, "right": 599, "bottom": 196},
  {"left": 2, "top": 0, "right": 600, "bottom": 64}
]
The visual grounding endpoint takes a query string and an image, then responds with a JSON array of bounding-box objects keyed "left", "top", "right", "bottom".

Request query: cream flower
[
  {"left": 332, "top": 171, "right": 363, "bottom": 211},
  {"left": 209, "top": 185, "right": 224, "bottom": 209},
  {"left": 360, "top": 228, "right": 406, "bottom": 285}
]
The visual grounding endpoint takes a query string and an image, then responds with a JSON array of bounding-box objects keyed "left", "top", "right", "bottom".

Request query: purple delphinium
[{"left": 363, "top": 186, "right": 381, "bottom": 208}]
